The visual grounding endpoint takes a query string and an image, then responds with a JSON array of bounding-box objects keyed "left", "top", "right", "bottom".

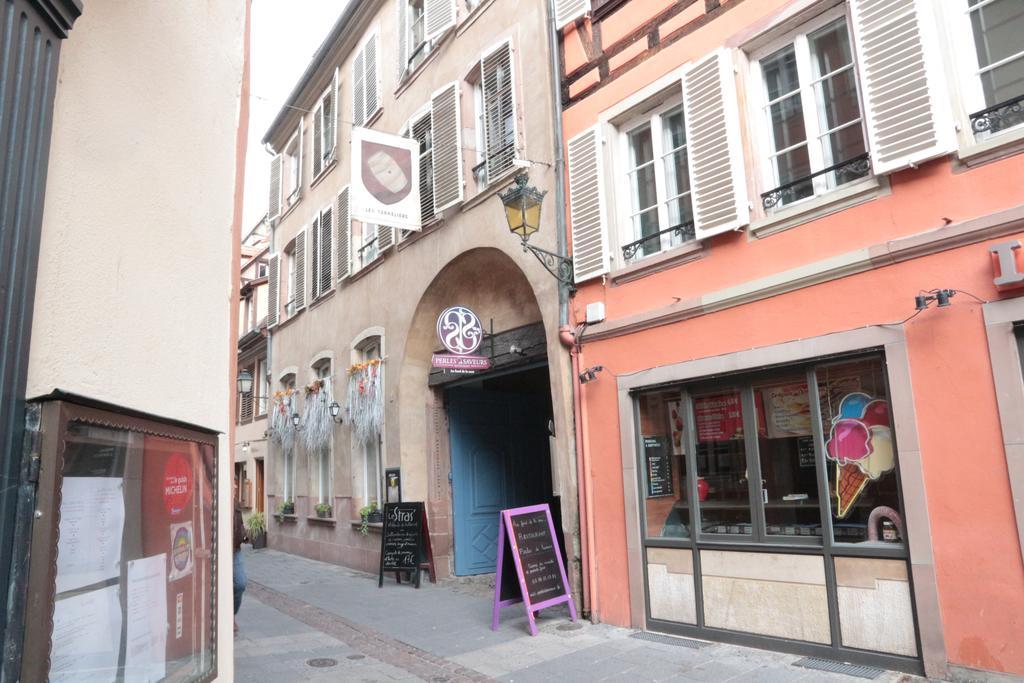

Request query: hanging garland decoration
[
  {"left": 269, "top": 389, "right": 296, "bottom": 454},
  {"left": 347, "top": 359, "right": 383, "bottom": 443},
  {"left": 302, "top": 378, "right": 333, "bottom": 453}
]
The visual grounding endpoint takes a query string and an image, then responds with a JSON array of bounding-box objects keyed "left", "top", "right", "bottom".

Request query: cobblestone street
[{"left": 234, "top": 549, "right": 922, "bottom": 683}]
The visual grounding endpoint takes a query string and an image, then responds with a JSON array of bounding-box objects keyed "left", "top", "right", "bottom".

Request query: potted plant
[
  {"left": 314, "top": 502, "right": 333, "bottom": 519},
  {"left": 358, "top": 501, "right": 380, "bottom": 535},
  {"left": 246, "top": 512, "right": 266, "bottom": 549},
  {"left": 276, "top": 499, "right": 294, "bottom": 520}
]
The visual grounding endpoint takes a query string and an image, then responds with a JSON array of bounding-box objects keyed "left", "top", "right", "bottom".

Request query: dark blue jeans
[{"left": 233, "top": 550, "right": 246, "bottom": 615}]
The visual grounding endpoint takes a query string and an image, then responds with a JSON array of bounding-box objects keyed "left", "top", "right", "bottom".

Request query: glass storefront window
[
  {"left": 817, "top": 358, "right": 903, "bottom": 545},
  {"left": 634, "top": 354, "right": 905, "bottom": 548},
  {"left": 753, "top": 374, "right": 822, "bottom": 538},
  {"left": 637, "top": 390, "right": 690, "bottom": 538},
  {"left": 692, "top": 389, "right": 752, "bottom": 536}
]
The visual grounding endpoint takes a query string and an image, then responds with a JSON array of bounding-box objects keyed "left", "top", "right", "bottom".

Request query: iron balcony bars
[
  {"left": 970, "top": 92, "right": 1024, "bottom": 135},
  {"left": 621, "top": 221, "right": 696, "bottom": 262},
  {"left": 761, "top": 152, "right": 871, "bottom": 210}
]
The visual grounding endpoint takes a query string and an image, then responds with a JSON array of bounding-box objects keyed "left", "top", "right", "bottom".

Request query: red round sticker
[{"left": 163, "top": 453, "right": 193, "bottom": 516}]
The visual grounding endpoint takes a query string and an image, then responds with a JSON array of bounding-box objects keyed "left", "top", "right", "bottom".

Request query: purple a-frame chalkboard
[{"left": 491, "top": 503, "right": 577, "bottom": 636}]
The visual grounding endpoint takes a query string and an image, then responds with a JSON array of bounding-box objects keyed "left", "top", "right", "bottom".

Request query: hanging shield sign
[{"left": 351, "top": 127, "right": 421, "bottom": 231}]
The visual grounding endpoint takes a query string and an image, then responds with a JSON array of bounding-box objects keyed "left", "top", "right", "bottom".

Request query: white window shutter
[
  {"left": 268, "top": 154, "right": 282, "bottom": 221},
  {"left": 397, "top": 0, "right": 409, "bottom": 81},
  {"left": 353, "top": 49, "right": 366, "bottom": 126},
  {"left": 310, "top": 215, "right": 321, "bottom": 299},
  {"left": 849, "top": 0, "right": 955, "bottom": 175},
  {"left": 312, "top": 105, "right": 323, "bottom": 177},
  {"left": 567, "top": 125, "right": 609, "bottom": 283},
  {"left": 320, "top": 206, "right": 333, "bottom": 294},
  {"left": 294, "top": 228, "right": 307, "bottom": 310},
  {"left": 555, "top": 0, "right": 589, "bottom": 29},
  {"left": 377, "top": 224, "right": 395, "bottom": 252},
  {"left": 366, "top": 33, "right": 380, "bottom": 120},
  {"left": 425, "top": 0, "right": 456, "bottom": 41},
  {"left": 267, "top": 254, "right": 280, "bottom": 328},
  {"left": 331, "top": 68, "right": 339, "bottom": 155},
  {"left": 681, "top": 49, "right": 749, "bottom": 240},
  {"left": 481, "top": 42, "right": 516, "bottom": 181},
  {"left": 431, "top": 82, "right": 464, "bottom": 213},
  {"left": 337, "top": 187, "right": 351, "bottom": 279}
]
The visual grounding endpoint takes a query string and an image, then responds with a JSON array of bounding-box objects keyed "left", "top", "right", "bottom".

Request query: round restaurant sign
[
  {"left": 437, "top": 306, "right": 483, "bottom": 356},
  {"left": 163, "top": 453, "right": 193, "bottom": 516}
]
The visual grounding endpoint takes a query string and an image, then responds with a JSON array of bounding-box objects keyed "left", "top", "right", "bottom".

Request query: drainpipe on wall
[{"left": 548, "top": 0, "right": 596, "bottom": 619}]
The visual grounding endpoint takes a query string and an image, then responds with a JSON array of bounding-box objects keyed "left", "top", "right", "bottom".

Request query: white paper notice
[
  {"left": 125, "top": 554, "right": 168, "bottom": 683},
  {"left": 56, "top": 477, "right": 125, "bottom": 594},
  {"left": 50, "top": 584, "right": 122, "bottom": 683}
]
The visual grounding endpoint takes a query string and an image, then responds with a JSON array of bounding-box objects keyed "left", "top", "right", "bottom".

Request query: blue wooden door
[{"left": 448, "top": 388, "right": 550, "bottom": 575}]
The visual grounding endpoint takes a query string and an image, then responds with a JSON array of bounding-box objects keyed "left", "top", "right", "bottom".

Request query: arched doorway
[{"left": 400, "top": 248, "right": 561, "bottom": 577}]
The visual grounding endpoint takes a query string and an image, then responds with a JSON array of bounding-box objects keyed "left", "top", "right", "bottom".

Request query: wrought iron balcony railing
[
  {"left": 970, "top": 93, "right": 1024, "bottom": 135},
  {"left": 761, "top": 152, "right": 870, "bottom": 210},
  {"left": 621, "top": 221, "right": 695, "bottom": 261}
]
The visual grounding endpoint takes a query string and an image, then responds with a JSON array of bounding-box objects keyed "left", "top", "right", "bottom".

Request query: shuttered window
[
  {"left": 424, "top": 0, "right": 455, "bottom": 41},
  {"left": 751, "top": 10, "right": 869, "bottom": 211},
  {"left": 410, "top": 112, "right": 435, "bottom": 225},
  {"left": 319, "top": 205, "right": 333, "bottom": 297},
  {"left": 353, "top": 32, "right": 381, "bottom": 127},
  {"left": 310, "top": 214, "right": 321, "bottom": 299},
  {"left": 681, "top": 49, "right": 749, "bottom": 239},
  {"left": 481, "top": 42, "right": 517, "bottom": 183},
  {"left": 567, "top": 125, "right": 609, "bottom": 283},
  {"left": 955, "top": 0, "right": 1024, "bottom": 138},
  {"left": 293, "top": 229, "right": 307, "bottom": 311},
  {"left": 268, "top": 154, "right": 283, "bottom": 221},
  {"left": 430, "top": 82, "right": 463, "bottom": 213},
  {"left": 312, "top": 72, "right": 338, "bottom": 179},
  {"left": 848, "top": 0, "right": 954, "bottom": 174},
  {"left": 337, "top": 187, "right": 351, "bottom": 280},
  {"left": 283, "top": 126, "right": 302, "bottom": 207},
  {"left": 555, "top": 0, "right": 589, "bottom": 28},
  {"left": 267, "top": 254, "right": 280, "bottom": 328}
]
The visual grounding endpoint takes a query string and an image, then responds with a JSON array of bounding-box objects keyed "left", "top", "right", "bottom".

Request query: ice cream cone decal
[
  {"left": 825, "top": 393, "right": 895, "bottom": 518},
  {"left": 835, "top": 462, "right": 868, "bottom": 519}
]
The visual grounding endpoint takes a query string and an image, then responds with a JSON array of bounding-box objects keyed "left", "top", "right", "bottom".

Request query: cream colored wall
[
  {"left": 265, "top": 0, "right": 577, "bottom": 581},
  {"left": 26, "top": 2, "right": 246, "bottom": 679}
]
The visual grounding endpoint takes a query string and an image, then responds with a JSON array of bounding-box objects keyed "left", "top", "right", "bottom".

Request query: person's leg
[{"left": 233, "top": 550, "right": 246, "bottom": 615}]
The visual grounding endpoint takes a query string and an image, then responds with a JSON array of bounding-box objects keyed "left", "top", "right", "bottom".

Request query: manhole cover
[
  {"left": 557, "top": 623, "right": 583, "bottom": 631},
  {"left": 306, "top": 658, "right": 338, "bottom": 668},
  {"left": 346, "top": 654, "right": 365, "bottom": 660}
]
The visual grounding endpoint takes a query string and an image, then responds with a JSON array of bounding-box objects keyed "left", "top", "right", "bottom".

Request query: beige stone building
[
  {"left": 262, "top": 0, "right": 578, "bottom": 585},
  {"left": 236, "top": 219, "right": 271, "bottom": 525}
]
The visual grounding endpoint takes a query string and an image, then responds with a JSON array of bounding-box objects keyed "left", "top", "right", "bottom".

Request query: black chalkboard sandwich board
[
  {"left": 491, "top": 503, "right": 577, "bottom": 635},
  {"left": 378, "top": 502, "right": 435, "bottom": 588}
]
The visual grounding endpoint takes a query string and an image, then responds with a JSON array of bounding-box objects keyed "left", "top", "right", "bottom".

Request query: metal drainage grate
[
  {"left": 306, "top": 658, "right": 338, "bottom": 668},
  {"left": 792, "top": 657, "right": 885, "bottom": 679},
  {"left": 346, "top": 654, "right": 365, "bottom": 660},
  {"left": 629, "top": 631, "right": 708, "bottom": 649}
]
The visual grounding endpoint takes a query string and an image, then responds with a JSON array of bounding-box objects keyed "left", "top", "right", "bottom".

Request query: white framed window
[
  {"left": 407, "top": 0, "right": 430, "bottom": 72},
  {"left": 312, "top": 360, "right": 333, "bottom": 505},
  {"left": 410, "top": 111, "right": 434, "bottom": 225},
  {"left": 283, "top": 128, "right": 302, "bottom": 205},
  {"left": 256, "top": 358, "right": 269, "bottom": 417},
  {"left": 284, "top": 243, "right": 296, "bottom": 316},
  {"left": 952, "top": 0, "right": 1024, "bottom": 138},
  {"left": 312, "top": 77, "right": 338, "bottom": 179},
  {"left": 280, "top": 373, "right": 297, "bottom": 503},
  {"left": 354, "top": 222, "right": 379, "bottom": 269},
  {"left": 310, "top": 205, "right": 333, "bottom": 300},
  {"left": 750, "top": 8, "right": 869, "bottom": 211},
  {"left": 355, "top": 338, "right": 383, "bottom": 506},
  {"left": 616, "top": 99, "right": 695, "bottom": 263},
  {"left": 471, "top": 77, "right": 487, "bottom": 188}
]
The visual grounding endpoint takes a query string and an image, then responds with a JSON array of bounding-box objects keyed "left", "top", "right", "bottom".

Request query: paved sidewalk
[{"left": 234, "top": 548, "right": 921, "bottom": 683}]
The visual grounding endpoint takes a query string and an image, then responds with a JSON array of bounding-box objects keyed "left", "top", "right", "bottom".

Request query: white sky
[{"left": 242, "top": 0, "right": 353, "bottom": 235}]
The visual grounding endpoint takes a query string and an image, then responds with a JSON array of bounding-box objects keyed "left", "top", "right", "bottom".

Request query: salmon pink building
[{"left": 555, "top": 0, "right": 1024, "bottom": 679}]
